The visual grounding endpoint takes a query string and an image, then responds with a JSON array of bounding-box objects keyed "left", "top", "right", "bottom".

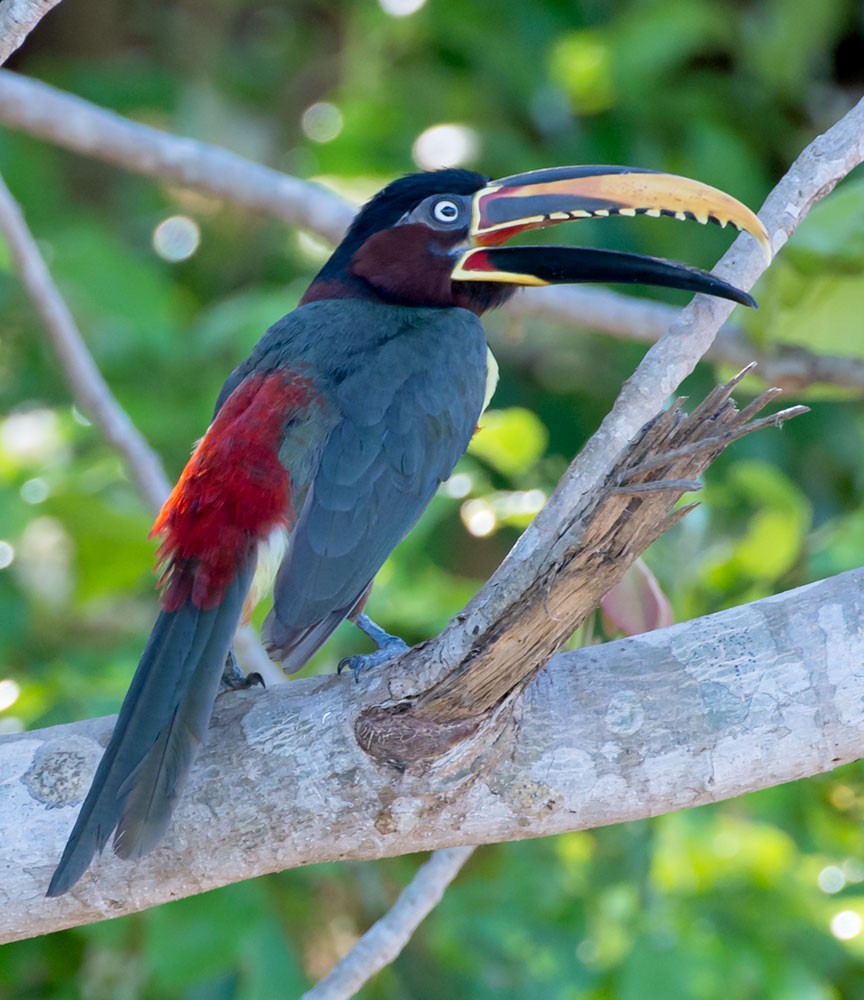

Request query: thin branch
[
  {"left": 0, "top": 69, "right": 354, "bottom": 244},
  {"left": 0, "top": 0, "right": 63, "bottom": 66},
  {"left": 0, "top": 169, "right": 283, "bottom": 685},
  {"left": 1, "top": 70, "right": 862, "bottom": 391},
  {"left": 0, "top": 170, "right": 170, "bottom": 512},
  {"left": 506, "top": 285, "right": 864, "bottom": 392},
  {"left": 301, "top": 847, "right": 475, "bottom": 1000}
]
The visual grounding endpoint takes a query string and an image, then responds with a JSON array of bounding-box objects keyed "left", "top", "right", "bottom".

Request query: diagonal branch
[
  {"left": 0, "top": 0, "right": 64, "bottom": 66},
  {"left": 1, "top": 70, "right": 863, "bottom": 391},
  {"left": 0, "top": 170, "right": 283, "bottom": 685},
  {"left": 300, "top": 847, "right": 475, "bottom": 1000},
  {"left": 356, "top": 376, "right": 806, "bottom": 759},
  {"left": 0, "top": 170, "right": 170, "bottom": 512},
  {"left": 0, "top": 69, "right": 354, "bottom": 243}
]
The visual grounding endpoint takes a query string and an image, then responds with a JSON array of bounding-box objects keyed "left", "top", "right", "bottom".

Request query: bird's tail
[{"left": 46, "top": 556, "right": 255, "bottom": 897}]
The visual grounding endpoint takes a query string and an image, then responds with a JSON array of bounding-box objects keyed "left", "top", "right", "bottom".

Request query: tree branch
[
  {"left": 0, "top": 170, "right": 169, "bottom": 512},
  {"left": 506, "top": 285, "right": 864, "bottom": 392},
  {"left": 0, "top": 69, "right": 354, "bottom": 243},
  {"left": 300, "top": 847, "right": 475, "bottom": 1000},
  {"left": 0, "top": 0, "right": 63, "bottom": 66},
  {"left": 1, "top": 77, "right": 862, "bottom": 963},
  {"left": 0, "top": 169, "right": 284, "bottom": 685},
  {"left": 3, "top": 564, "right": 862, "bottom": 941},
  {"left": 1, "top": 70, "right": 863, "bottom": 390},
  {"left": 358, "top": 96, "right": 864, "bottom": 739}
]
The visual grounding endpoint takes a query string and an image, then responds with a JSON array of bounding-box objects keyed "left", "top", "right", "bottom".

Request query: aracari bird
[{"left": 47, "top": 165, "right": 770, "bottom": 896}]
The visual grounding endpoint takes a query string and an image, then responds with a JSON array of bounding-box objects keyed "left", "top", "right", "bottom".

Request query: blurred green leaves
[
  {"left": 2, "top": 0, "right": 864, "bottom": 995},
  {"left": 470, "top": 407, "right": 548, "bottom": 478}
]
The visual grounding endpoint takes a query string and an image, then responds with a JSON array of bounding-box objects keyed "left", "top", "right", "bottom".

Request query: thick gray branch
[
  {"left": 0, "top": 0, "right": 63, "bottom": 65},
  {"left": 3, "top": 567, "right": 862, "bottom": 942}
]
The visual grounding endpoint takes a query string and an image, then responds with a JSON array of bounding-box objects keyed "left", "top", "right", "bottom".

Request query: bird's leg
[
  {"left": 219, "top": 648, "right": 265, "bottom": 691},
  {"left": 338, "top": 612, "right": 409, "bottom": 683}
]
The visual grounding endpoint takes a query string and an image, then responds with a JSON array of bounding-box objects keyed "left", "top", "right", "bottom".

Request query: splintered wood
[{"left": 356, "top": 366, "right": 807, "bottom": 764}]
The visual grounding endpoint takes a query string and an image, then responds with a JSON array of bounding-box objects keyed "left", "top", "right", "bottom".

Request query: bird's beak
[{"left": 451, "top": 165, "right": 771, "bottom": 307}]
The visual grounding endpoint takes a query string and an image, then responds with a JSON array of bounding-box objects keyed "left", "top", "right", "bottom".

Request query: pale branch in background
[
  {"left": 1, "top": 69, "right": 863, "bottom": 391},
  {"left": 0, "top": 0, "right": 63, "bottom": 66},
  {"left": 507, "top": 285, "right": 864, "bottom": 391},
  {"left": 300, "top": 847, "right": 475, "bottom": 1000},
  {"left": 0, "top": 69, "right": 354, "bottom": 244},
  {"left": 0, "top": 170, "right": 284, "bottom": 685},
  {"left": 0, "top": 171, "right": 170, "bottom": 513}
]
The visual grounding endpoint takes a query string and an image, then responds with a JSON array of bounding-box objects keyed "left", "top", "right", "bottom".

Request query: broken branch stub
[{"left": 356, "top": 369, "right": 808, "bottom": 766}]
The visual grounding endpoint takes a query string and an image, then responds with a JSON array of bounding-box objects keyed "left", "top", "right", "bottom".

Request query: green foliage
[{"left": 2, "top": 0, "right": 864, "bottom": 995}]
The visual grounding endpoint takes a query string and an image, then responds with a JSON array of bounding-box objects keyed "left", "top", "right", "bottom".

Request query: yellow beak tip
[{"left": 756, "top": 229, "right": 773, "bottom": 264}]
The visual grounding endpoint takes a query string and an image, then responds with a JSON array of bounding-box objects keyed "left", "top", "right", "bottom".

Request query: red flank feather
[{"left": 151, "top": 372, "right": 312, "bottom": 611}]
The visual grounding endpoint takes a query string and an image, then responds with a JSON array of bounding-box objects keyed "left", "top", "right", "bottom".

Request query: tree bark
[
  {"left": 0, "top": 0, "right": 64, "bottom": 66},
  {"left": 2, "top": 565, "right": 861, "bottom": 943}
]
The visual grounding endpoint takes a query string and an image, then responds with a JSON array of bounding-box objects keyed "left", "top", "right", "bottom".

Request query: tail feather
[
  {"left": 263, "top": 606, "right": 349, "bottom": 675},
  {"left": 46, "top": 557, "right": 255, "bottom": 896}
]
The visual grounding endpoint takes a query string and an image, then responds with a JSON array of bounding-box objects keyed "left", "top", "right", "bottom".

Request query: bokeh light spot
[
  {"left": 152, "top": 215, "right": 201, "bottom": 262},
  {"left": 20, "top": 478, "right": 49, "bottom": 504},
  {"left": 379, "top": 0, "right": 426, "bottom": 15},
  {"left": 0, "top": 679, "right": 21, "bottom": 712},
  {"left": 461, "top": 499, "right": 496, "bottom": 537},
  {"left": 819, "top": 865, "right": 847, "bottom": 894},
  {"left": 301, "top": 102, "right": 344, "bottom": 144},
  {"left": 412, "top": 123, "right": 480, "bottom": 170},
  {"left": 0, "top": 541, "right": 13, "bottom": 570},
  {"left": 0, "top": 408, "right": 62, "bottom": 465},
  {"left": 831, "top": 910, "right": 862, "bottom": 940},
  {"left": 442, "top": 472, "right": 473, "bottom": 498}
]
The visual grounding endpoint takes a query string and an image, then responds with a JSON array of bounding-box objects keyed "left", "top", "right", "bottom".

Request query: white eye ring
[{"left": 432, "top": 199, "right": 460, "bottom": 224}]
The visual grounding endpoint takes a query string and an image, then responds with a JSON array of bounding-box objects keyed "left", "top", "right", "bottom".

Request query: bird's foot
[
  {"left": 337, "top": 613, "right": 409, "bottom": 683},
  {"left": 220, "top": 649, "right": 266, "bottom": 692}
]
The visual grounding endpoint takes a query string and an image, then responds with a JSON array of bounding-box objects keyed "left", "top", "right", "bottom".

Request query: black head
[{"left": 302, "top": 169, "right": 516, "bottom": 314}]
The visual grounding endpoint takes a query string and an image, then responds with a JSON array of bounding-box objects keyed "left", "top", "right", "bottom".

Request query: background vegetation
[{"left": 2, "top": 0, "right": 864, "bottom": 995}]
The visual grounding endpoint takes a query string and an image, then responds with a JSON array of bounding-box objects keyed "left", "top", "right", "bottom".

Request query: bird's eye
[{"left": 432, "top": 199, "right": 461, "bottom": 224}]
